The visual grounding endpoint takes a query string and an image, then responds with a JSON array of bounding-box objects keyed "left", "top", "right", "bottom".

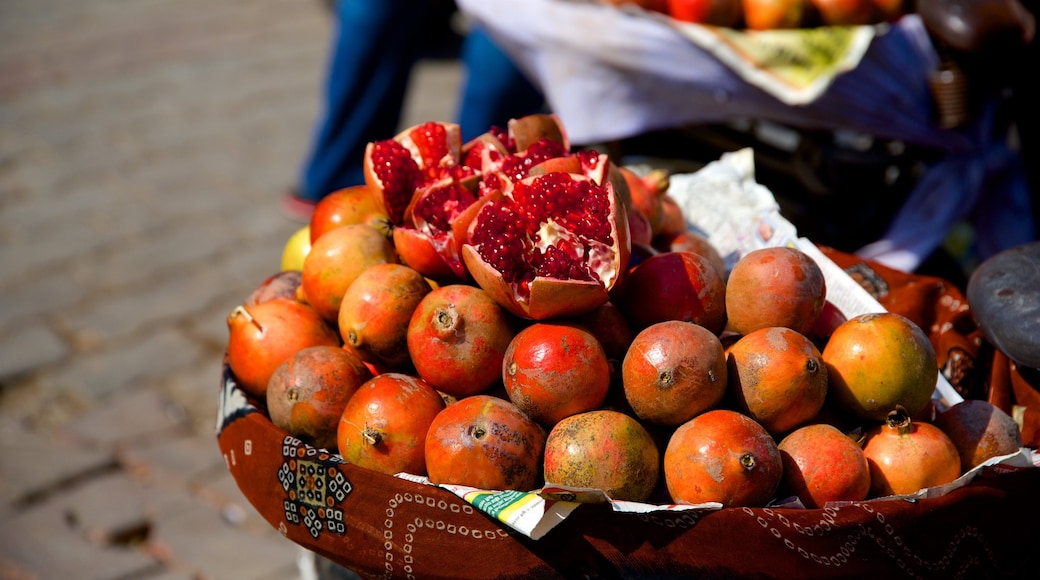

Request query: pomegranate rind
[
  {"left": 507, "top": 113, "right": 569, "bottom": 154},
  {"left": 462, "top": 172, "right": 631, "bottom": 321},
  {"left": 363, "top": 121, "right": 468, "bottom": 226}
]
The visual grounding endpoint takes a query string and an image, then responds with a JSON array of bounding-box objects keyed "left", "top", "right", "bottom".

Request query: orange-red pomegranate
[
  {"left": 861, "top": 406, "right": 962, "bottom": 497},
  {"left": 622, "top": 320, "right": 728, "bottom": 426},
  {"left": 336, "top": 372, "right": 446, "bottom": 476},
  {"left": 725, "top": 246, "right": 826, "bottom": 336},
  {"left": 503, "top": 322, "right": 611, "bottom": 426},
  {"left": 406, "top": 284, "right": 518, "bottom": 398},
  {"left": 777, "top": 423, "right": 871, "bottom": 508},
  {"left": 425, "top": 395, "right": 547, "bottom": 491},
  {"left": 266, "top": 345, "right": 371, "bottom": 450},
  {"left": 337, "top": 263, "right": 432, "bottom": 369},
  {"left": 726, "top": 327, "right": 828, "bottom": 435},
  {"left": 226, "top": 298, "right": 340, "bottom": 400},
  {"left": 664, "top": 409, "right": 783, "bottom": 507}
]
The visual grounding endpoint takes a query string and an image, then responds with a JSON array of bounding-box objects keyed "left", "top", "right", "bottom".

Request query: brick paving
[{"left": 0, "top": 1, "right": 462, "bottom": 577}]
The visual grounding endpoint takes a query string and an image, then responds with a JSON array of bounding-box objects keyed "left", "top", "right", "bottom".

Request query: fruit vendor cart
[
  {"left": 454, "top": 0, "right": 1037, "bottom": 275},
  {"left": 219, "top": 148, "right": 1040, "bottom": 578}
]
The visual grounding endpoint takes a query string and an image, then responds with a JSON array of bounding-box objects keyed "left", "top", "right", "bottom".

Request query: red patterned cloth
[{"left": 217, "top": 248, "right": 1039, "bottom": 578}]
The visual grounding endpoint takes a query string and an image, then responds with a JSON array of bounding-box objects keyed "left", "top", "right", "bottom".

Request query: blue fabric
[
  {"left": 298, "top": 2, "right": 545, "bottom": 202},
  {"left": 456, "top": 25, "right": 547, "bottom": 142},
  {"left": 299, "top": 0, "right": 428, "bottom": 201}
]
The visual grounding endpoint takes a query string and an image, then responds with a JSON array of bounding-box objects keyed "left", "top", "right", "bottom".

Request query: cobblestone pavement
[{"left": 0, "top": 1, "right": 462, "bottom": 577}]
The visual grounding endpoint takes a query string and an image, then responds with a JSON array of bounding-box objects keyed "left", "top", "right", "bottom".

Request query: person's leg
[
  {"left": 455, "top": 25, "right": 546, "bottom": 142},
  {"left": 297, "top": 0, "right": 430, "bottom": 203}
]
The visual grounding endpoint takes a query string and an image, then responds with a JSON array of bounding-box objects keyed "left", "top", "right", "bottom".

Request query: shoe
[{"left": 281, "top": 190, "right": 318, "bottom": 223}]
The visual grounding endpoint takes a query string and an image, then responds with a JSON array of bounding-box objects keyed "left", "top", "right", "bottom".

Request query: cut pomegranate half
[{"left": 462, "top": 171, "right": 631, "bottom": 320}]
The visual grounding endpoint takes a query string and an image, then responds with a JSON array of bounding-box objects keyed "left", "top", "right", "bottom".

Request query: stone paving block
[
  {"left": 48, "top": 469, "right": 157, "bottom": 547},
  {"left": 150, "top": 490, "right": 300, "bottom": 580},
  {"left": 59, "top": 261, "right": 229, "bottom": 342},
  {"left": 0, "top": 500, "right": 161, "bottom": 580},
  {"left": 59, "top": 387, "right": 187, "bottom": 448},
  {"left": 71, "top": 218, "right": 242, "bottom": 293},
  {"left": 119, "top": 431, "right": 228, "bottom": 488},
  {"left": 158, "top": 352, "right": 229, "bottom": 435},
  {"left": 0, "top": 321, "right": 69, "bottom": 380},
  {"left": 0, "top": 268, "right": 85, "bottom": 326},
  {"left": 41, "top": 327, "right": 208, "bottom": 400},
  {"left": 0, "top": 415, "right": 115, "bottom": 509}
]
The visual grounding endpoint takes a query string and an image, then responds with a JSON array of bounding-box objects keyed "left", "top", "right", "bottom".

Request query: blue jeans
[{"left": 298, "top": 0, "right": 545, "bottom": 202}]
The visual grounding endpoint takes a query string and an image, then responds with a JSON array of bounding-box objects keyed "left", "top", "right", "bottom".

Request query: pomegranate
[
  {"left": 618, "top": 167, "right": 669, "bottom": 238},
  {"left": 543, "top": 410, "right": 661, "bottom": 502},
  {"left": 337, "top": 372, "right": 446, "bottom": 476},
  {"left": 226, "top": 298, "right": 340, "bottom": 400},
  {"left": 462, "top": 171, "right": 631, "bottom": 320},
  {"left": 337, "top": 263, "right": 433, "bottom": 369},
  {"left": 777, "top": 423, "right": 870, "bottom": 508},
  {"left": 933, "top": 399, "right": 1024, "bottom": 472},
  {"left": 664, "top": 409, "right": 783, "bottom": 507},
  {"left": 822, "top": 312, "right": 937, "bottom": 422},
  {"left": 726, "top": 327, "right": 828, "bottom": 435},
  {"left": 657, "top": 230, "right": 726, "bottom": 279},
  {"left": 654, "top": 194, "right": 687, "bottom": 241},
  {"left": 363, "top": 121, "right": 475, "bottom": 226},
  {"left": 300, "top": 223, "right": 399, "bottom": 323},
  {"left": 617, "top": 251, "right": 727, "bottom": 334},
  {"left": 266, "top": 345, "right": 371, "bottom": 450},
  {"left": 622, "top": 320, "right": 728, "bottom": 426},
  {"left": 406, "top": 284, "right": 519, "bottom": 398},
  {"left": 725, "top": 246, "right": 826, "bottom": 336},
  {"left": 862, "top": 406, "right": 962, "bottom": 497},
  {"left": 503, "top": 322, "right": 611, "bottom": 426},
  {"left": 308, "top": 184, "right": 391, "bottom": 244},
  {"left": 425, "top": 395, "right": 547, "bottom": 491},
  {"left": 392, "top": 176, "right": 488, "bottom": 282},
  {"left": 245, "top": 270, "right": 302, "bottom": 306}
]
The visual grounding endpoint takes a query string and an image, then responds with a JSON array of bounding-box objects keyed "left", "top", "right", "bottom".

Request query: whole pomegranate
[
  {"left": 726, "top": 327, "right": 828, "bottom": 435},
  {"left": 336, "top": 372, "right": 446, "bottom": 476},
  {"left": 861, "top": 406, "right": 962, "bottom": 497},
  {"left": 266, "top": 345, "right": 371, "bottom": 451},
  {"left": 462, "top": 171, "right": 631, "bottom": 320},
  {"left": 933, "top": 399, "right": 1024, "bottom": 472},
  {"left": 543, "top": 410, "right": 661, "bottom": 502},
  {"left": 622, "top": 320, "right": 728, "bottom": 426},
  {"left": 245, "top": 270, "right": 302, "bottom": 306},
  {"left": 777, "top": 423, "right": 871, "bottom": 508},
  {"left": 503, "top": 322, "right": 611, "bottom": 426},
  {"left": 617, "top": 250, "right": 727, "bottom": 334},
  {"left": 308, "top": 184, "right": 391, "bottom": 244},
  {"left": 300, "top": 223, "right": 399, "bottom": 323},
  {"left": 226, "top": 298, "right": 340, "bottom": 400},
  {"left": 822, "top": 312, "right": 937, "bottom": 422},
  {"left": 425, "top": 395, "right": 547, "bottom": 491},
  {"left": 337, "top": 263, "right": 433, "bottom": 370},
  {"left": 725, "top": 246, "right": 826, "bottom": 337},
  {"left": 664, "top": 409, "right": 783, "bottom": 507},
  {"left": 406, "top": 284, "right": 518, "bottom": 398}
]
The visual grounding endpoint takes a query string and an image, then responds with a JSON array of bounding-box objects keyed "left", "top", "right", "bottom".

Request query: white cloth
[{"left": 457, "top": 0, "right": 1036, "bottom": 271}]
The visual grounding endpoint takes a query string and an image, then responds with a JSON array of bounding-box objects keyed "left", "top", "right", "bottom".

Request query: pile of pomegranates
[
  {"left": 226, "top": 114, "right": 1024, "bottom": 510},
  {"left": 606, "top": 0, "right": 911, "bottom": 29}
]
